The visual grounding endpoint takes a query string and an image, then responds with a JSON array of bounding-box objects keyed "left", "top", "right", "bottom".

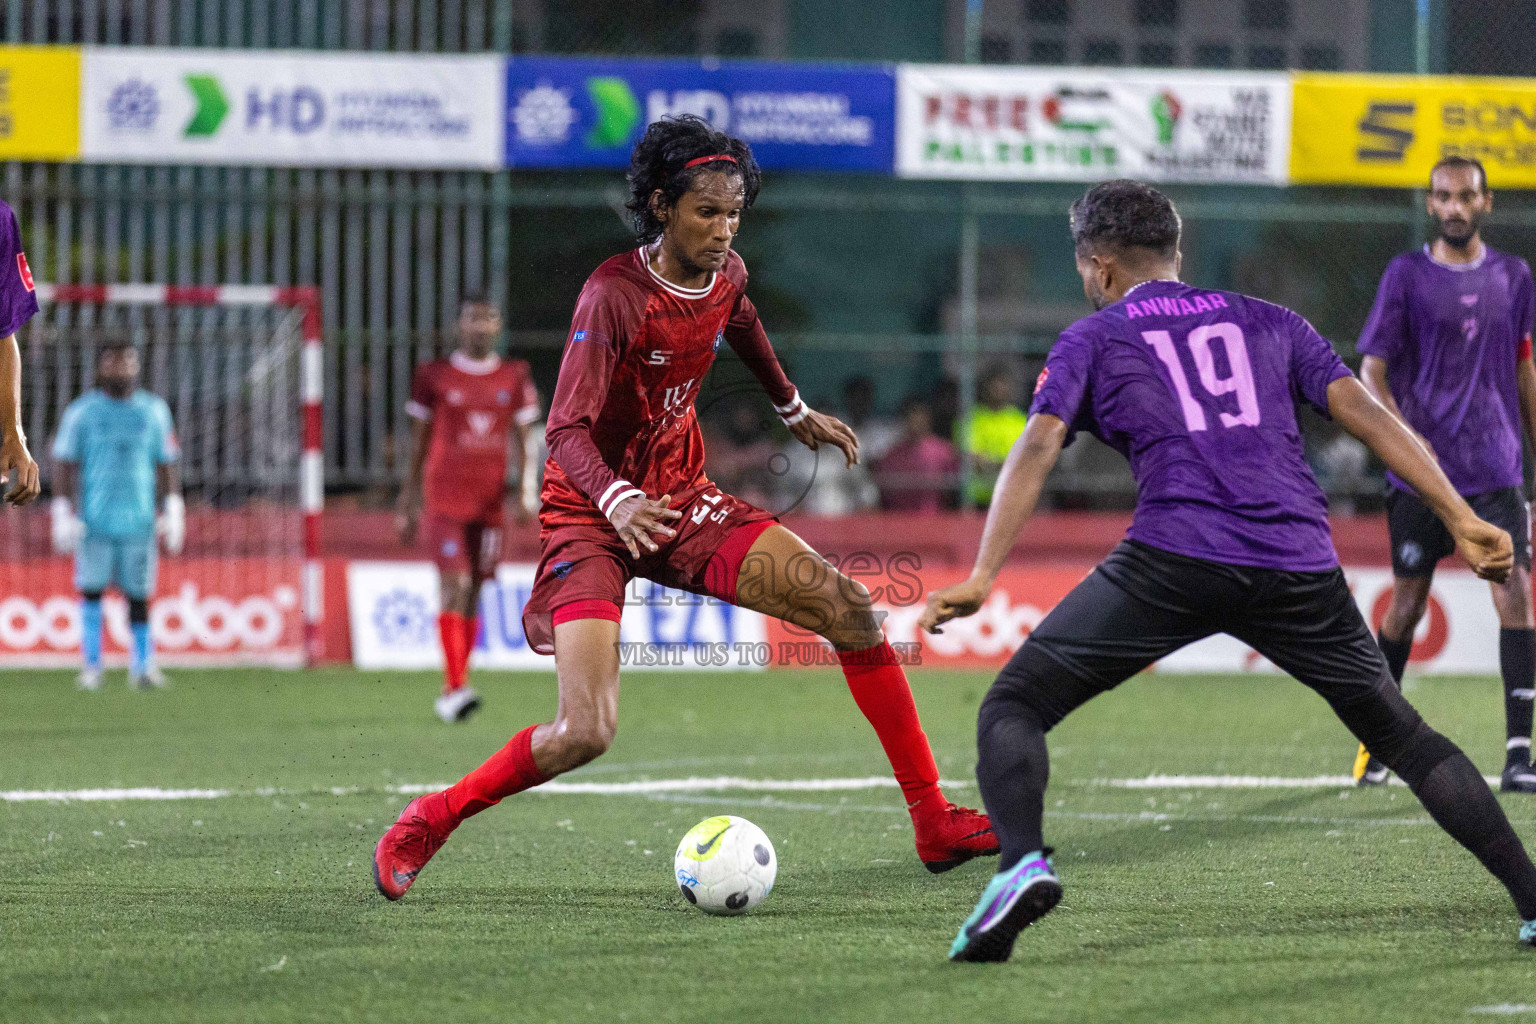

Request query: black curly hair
[
  {"left": 625, "top": 114, "right": 761, "bottom": 245},
  {"left": 1069, "top": 179, "right": 1181, "bottom": 261}
]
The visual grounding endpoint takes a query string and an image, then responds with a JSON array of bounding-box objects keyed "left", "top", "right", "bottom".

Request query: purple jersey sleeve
[
  {"left": 1516, "top": 260, "right": 1535, "bottom": 354},
  {"left": 0, "top": 202, "right": 37, "bottom": 338},
  {"left": 1029, "top": 325, "right": 1094, "bottom": 441},
  {"left": 1357, "top": 258, "right": 1408, "bottom": 361},
  {"left": 1285, "top": 309, "right": 1353, "bottom": 416}
]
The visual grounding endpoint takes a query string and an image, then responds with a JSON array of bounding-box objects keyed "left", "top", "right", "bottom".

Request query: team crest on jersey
[
  {"left": 467, "top": 411, "right": 496, "bottom": 435},
  {"left": 712, "top": 330, "right": 724, "bottom": 353},
  {"left": 446, "top": 389, "right": 464, "bottom": 405},
  {"left": 497, "top": 390, "right": 511, "bottom": 405},
  {"left": 551, "top": 560, "right": 575, "bottom": 579}
]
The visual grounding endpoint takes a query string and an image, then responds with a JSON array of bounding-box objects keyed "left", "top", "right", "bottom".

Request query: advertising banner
[
  {"left": 895, "top": 64, "right": 1289, "bottom": 184},
  {"left": 348, "top": 561, "right": 769, "bottom": 671},
  {"left": 1291, "top": 73, "right": 1536, "bottom": 188},
  {"left": 0, "top": 46, "right": 81, "bottom": 160},
  {"left": 81, "top": 48, "right": 503, "bottom": 168},
  {"left": 763, "top": 562, "right": 1501, "bottom": 674},
  {"left": 505, "top": 55, "right": 895, "bottom": 172},
  {"left": 0, "top": 557, "right": 304, "bottom": 666}
]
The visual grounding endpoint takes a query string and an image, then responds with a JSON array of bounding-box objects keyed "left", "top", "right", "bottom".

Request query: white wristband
[
  {"left": 774, "top": 389, "right": 809, "bottom": 427},
  {"left": 163, "top": 492, "right": 185, "bottom": 517}
]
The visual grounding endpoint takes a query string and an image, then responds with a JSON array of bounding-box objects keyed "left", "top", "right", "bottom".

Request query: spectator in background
[
  {"left": 956, "top": 363, "right": 1028, "bottom": 507},
  {"left": 702, "top": 397, "right": 780, "bottom": 510},
  {"left": 930, "top": 376, "right": 960, "bottom": 441},
  {"left": 874, "top": 396, "right": 960, "bottom": 513},
  {"left": 838, "top": 375, "right": 901, "bottom": 463}
]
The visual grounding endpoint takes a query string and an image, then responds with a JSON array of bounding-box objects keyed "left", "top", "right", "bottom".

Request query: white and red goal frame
[{"left": 37, "top": 283, "right": 325, "bottom": 664}]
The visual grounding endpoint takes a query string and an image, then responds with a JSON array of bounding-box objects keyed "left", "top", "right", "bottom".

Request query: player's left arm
[
  {"left": 1330, "top": 376, "right": 1511, "bottom": 582},
  {"left": 723, "top": 287, "right": 859, "bottom": 467},
  {"left": 1518, "top": 355, "right": 1536, "bottom": 468},
  {"left": 511, "top": 369, "right": 543, "bottom": 520},
  {"left": 919, "top": 414, "right": 1067, "bottom": 633},
  {"left": 153, "top": 401, "right": 184, "bottom": 555},
  {"left": 0, "top": 331, "right": 37, "bottom": 505}
]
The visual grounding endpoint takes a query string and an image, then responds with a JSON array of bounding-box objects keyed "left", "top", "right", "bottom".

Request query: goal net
[{"left": 0, "top": 285, "right": 323, "bottom": 667}]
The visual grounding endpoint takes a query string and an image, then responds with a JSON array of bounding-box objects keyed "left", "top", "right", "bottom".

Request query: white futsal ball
[{"left": 673, "top": 815, "right": 777, "bottom": 916}]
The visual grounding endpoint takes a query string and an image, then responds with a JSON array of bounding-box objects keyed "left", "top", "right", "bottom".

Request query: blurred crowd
[{"left": 703, "top": 363, "right": 1031, "bottom": 516}]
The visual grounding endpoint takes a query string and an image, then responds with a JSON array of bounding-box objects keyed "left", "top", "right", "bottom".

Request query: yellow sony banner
[
  {"left": 0, "top": 46, "right": 80, "bottom": 160},
  {"left": 1292, "top": 72, "right": 1536, "bottom": 188}
]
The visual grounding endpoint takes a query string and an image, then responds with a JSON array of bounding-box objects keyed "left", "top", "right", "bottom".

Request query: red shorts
[
  {"left": 521, "top": 487, "right": 777, "bottom": 655},
  {"left": 423, "top": 513, "right": 503, "bottom": 582}
]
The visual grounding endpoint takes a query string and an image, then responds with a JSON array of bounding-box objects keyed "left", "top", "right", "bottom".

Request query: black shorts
[
  {"left": 991, "top": 540, "right": 1425, "bottom": 762},
  {"left": 1387, "top": 485, "right": 1531, "bottom": 577}
]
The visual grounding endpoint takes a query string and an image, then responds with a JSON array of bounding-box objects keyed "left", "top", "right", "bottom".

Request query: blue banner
[{"left": 505, "top": 56, "right": 895, "bottom": 173}]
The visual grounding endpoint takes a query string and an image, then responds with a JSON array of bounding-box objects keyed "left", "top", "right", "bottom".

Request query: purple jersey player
[
  {"left": 1353, "top": 157, "right": 1536, "bottom": 792},
  {"left": 920, "top": 179, "right": 1536, "bottom": 963},
  {"left": 0, "top": 198, "right": 39, "bottom": 506}
]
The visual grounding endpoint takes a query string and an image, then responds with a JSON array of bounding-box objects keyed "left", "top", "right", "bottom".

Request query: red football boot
[
  {"left": 912, "top": 798, "right": 1000, "bottom": 874},
  {"left": 372, "top": 796, "right": 450, "bottom": 900}
]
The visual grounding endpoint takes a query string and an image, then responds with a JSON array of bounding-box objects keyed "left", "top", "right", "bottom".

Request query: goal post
[{"left": 1, "top": 283, "right": 325, "bottom": 667}]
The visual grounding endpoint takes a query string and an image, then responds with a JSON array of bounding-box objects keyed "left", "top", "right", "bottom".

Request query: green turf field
[{"left": 6, "top": 667, "right": 1536, "bottom": 1023}]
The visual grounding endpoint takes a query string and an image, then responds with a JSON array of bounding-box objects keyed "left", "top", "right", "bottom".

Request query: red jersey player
[
  {"left": 398, "top": 292, "right": 541, "bottom": 723},
  {"left": 374, "top": 115, "right": 996, "bottom": 899}
]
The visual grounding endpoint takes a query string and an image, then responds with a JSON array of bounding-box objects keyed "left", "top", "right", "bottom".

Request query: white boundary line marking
[
  {"left": 0, "top": 773, "right": 1513, "bottom": 804},
  {"left": 0, "top": 776, "right": 951, "bottom": 803},
  {"left": 1468, "top": 1006, "right": 1536, "bottom": 1016},
  {"left": 1091, "top": 774, "right": 1501, "bottom": 789}
]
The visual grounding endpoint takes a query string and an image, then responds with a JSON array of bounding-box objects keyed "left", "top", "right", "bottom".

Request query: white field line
[
  {"left": 0, "top": 773, "right": 1512, "bottom": 805},
  {"left": 1468, "top": 1007, "right": 1536, "bottom": 1016},
  {"left": 1093, "top": 774, "right": 1500, "bottom": 789},
  {"left": 0, "top": 776, "right": 947, "bottom": 803}
]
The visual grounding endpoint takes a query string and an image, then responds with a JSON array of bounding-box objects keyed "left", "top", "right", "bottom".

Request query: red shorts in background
[
  {"left": 424, "top": 513, "right": 504, "bottom": 582},
  {"left": 521, "top": 487, "right": 777, "bottom": 655}
]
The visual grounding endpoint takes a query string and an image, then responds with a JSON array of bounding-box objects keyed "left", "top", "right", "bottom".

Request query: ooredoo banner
[
  {"left": 765, "top": 563, "right": 1501, "bottom": 674},
  {"left": 0, "top": 557, "right": 305, "bottom": 666},
  {"left": 896, "top": 64, "right": 1290, "bottom": 184},
  {"left": 80, "top": 48, "right": 504, "bottom": 168},
  {"left": 347, "top": 561, "right": 769, "bottom": 671},
  {"left": 505, "top": 55, "right": 895, "bottom": 172}
]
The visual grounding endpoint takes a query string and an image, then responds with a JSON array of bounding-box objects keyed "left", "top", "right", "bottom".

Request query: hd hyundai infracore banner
[{"left": 504, "top": 56, "right": 896, "bottom": 173}]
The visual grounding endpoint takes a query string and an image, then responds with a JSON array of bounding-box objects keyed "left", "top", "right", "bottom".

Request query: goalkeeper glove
[
  {"left": 158, "top": 492, "right": 185, "bottom": 555},
  {"left": 50, "top": 497, "right": 83, "bottom": 554}
]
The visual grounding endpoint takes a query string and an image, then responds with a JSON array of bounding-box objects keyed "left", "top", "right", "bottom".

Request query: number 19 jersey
[{"left": 1030, "top": 280, "right": 1353, "bottom": 571}]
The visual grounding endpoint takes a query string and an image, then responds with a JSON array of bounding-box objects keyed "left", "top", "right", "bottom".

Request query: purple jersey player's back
[
  {"left": 1031, "top": 280, "right": 1353, "bottom": 571},
  {"left": 1358, "top": 246, "right": 1534, "bottom": 497}
]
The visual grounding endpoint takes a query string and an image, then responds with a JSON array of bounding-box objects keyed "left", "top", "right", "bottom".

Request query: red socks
[
  {"left": 838, "top": 641, "right": 944, "bottom": 812},
  {"left": 438, "top": 612, "right": 478, "bottom": 692},
  {"left": 423, "top": 725, "right": 548, "bottom": 831}
]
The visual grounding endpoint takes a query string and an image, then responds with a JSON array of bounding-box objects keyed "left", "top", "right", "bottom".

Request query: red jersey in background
[
  {"left": 407, "top": 350, "right": 541, "bottom": 523},
  {"left": 540, "top": 248, "right": 800, "bottom": 531}
]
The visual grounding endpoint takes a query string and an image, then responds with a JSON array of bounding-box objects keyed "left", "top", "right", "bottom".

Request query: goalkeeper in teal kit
[{"left": 51, "top": 342, "right": 183, "bottom": 690}]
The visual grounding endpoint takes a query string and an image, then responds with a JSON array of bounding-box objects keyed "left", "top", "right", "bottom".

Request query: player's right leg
[
  {"left": 1474, "top": 488, "right": 1536, "bottom": 792},
  {"left": 1356, "top": 488, "right": 1448, "bottom": 784},
  {"left": 425, "top": 514, "right": 479, "bottom": 720},
  {"left": 953, "top": 542, "right": 1217, "bottom": 962},
  {"left": 1237, "top": 570, "right": 1536, "bottom": 942},
  {"left": 373, "top": 612, "right": 622, "bottom": 900},
  {"left": 123, "top": 536, "right": 163, "bottom": 689},
  {"left": 74, "top": 533, "right": 110, "bottom": 691}
]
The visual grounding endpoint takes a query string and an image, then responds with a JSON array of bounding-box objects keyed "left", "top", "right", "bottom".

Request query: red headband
[{"left": 683, "top": 153, "right": 737, "bottom": 169}]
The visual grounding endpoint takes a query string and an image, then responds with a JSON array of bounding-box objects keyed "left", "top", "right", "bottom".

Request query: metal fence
[{"left": 6, "top": 0, "right": 1533, "bottom": 510}]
